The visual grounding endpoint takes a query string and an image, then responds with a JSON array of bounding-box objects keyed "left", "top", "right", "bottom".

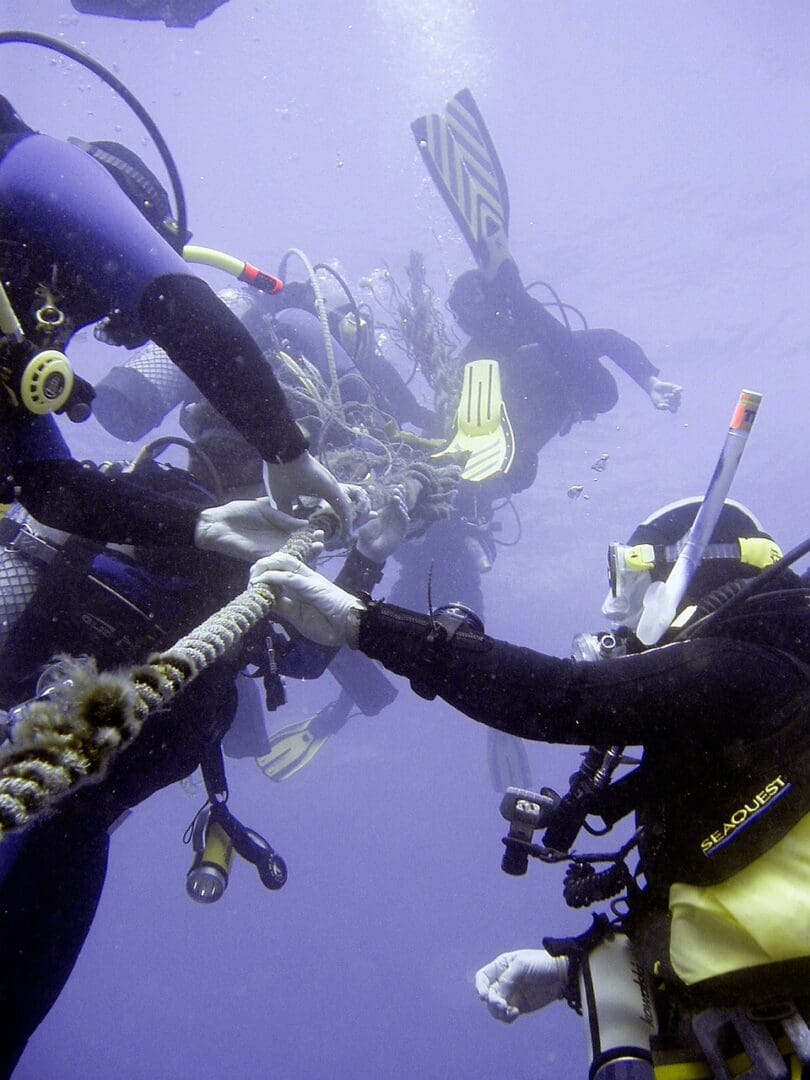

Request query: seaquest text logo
[{"left": 701, "top": 775, "right": 791, "bottom": 857}]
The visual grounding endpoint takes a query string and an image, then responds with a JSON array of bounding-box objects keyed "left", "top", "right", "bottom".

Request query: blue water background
[{"left": 4, "top": 2, "right": 810, "bottom": 1077}]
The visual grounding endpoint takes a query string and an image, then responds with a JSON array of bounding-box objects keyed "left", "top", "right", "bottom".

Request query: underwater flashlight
[{"left": 186, "top": 807, "right": 234, "bottom": 904}]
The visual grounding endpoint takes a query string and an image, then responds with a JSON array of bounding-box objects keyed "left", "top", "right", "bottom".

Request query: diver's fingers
[
  {"left": 485, "top": 987, "right": 520, "bottom": 1024},
  {"left": 475, "top": 954, "right": 511, "bottom": 999}
]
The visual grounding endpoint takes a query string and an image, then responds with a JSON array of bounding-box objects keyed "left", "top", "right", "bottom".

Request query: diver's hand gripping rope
[{"left": 0, "top": 522, "right": 325, "bottom": 838}]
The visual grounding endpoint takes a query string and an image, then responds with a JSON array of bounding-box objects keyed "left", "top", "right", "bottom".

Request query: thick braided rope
[{"left": 0, "top": 524, "right": 322, "bottom": 838}]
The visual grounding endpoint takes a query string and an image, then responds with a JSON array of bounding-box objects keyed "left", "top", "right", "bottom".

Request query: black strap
[
  {"left": 200, "top": 744, "right": 288, "bottom": 892},
  {"left": 543, "top": 913, "right": 613, "bottom": 1014}
]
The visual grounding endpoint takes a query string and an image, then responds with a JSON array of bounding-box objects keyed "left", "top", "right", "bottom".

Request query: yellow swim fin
[
  {"left": 256, "top": 693, "right": 353, "bottom": 782},
  {"left": 433, "top": 358, "right": 515, "bottom": 482}
]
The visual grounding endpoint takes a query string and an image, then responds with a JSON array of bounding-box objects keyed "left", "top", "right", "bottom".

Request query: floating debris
[
  {"left": 567, "top": 484, "right": 584, "bottom": 499},
  {"left": 591, "top": 454, "right": 609, "bottom": 472}
]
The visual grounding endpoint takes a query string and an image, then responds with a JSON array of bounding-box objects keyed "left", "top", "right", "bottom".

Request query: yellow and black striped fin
[{"left": 412, "top": 88, "right": 511, "bottom": 278}]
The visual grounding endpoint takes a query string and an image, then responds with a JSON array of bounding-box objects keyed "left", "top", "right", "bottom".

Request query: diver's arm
[
  {"left": 354, "top": 602, "right": 794, "bottom": 746},
  {"left": 138, "top": 275, "right": 307, "bottom": 463},
  {"left": 574, "top": 329, "right": 659, "bottom": 388},
  {"left": 335, "top": 545, "right": 386, "bottom": 594},
  {"left": 0, "top": 134, "right": 306, "bottom": 464},
  {"left": 250, "top": 550, "right": 794, "bottom": 746},
  {"left": 12, "top": 459, "right": 201, "bottom": 545},
  {"left": 1, "top": 418, "right": 195, "bottom": 546},
  {"left": 576, "top": 329, "right": 682, "bottom": 412},
  {"left": 13, "top": 460, "right": 308, "bottom": 560}
]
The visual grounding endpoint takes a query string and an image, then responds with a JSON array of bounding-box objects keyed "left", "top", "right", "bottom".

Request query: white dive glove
[
  {"left": 250, "top": 552, "right": 364, "bottom": 647},
  {"left": 355, "top": 485, "right": 410, "bottom": 564},
  {"left": 474, "top": 949, "right": 568, "bottom": 1024},
  {"left": 194, "top": 498, "right": 320, "bottom": 563},
  {"left": 263, "top": 452, "right": 353, "bottom": 537}
]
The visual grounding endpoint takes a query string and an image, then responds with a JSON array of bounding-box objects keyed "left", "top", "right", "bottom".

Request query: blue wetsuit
[{"left": 0, "top": 98, "right": 307, "bottom": 542}]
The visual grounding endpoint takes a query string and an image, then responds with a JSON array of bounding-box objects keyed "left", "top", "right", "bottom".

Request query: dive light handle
[{"left": 500, "top": 786, "right": 560, "bottom": 875}]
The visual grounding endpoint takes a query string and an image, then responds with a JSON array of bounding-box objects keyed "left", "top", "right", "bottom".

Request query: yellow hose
[{"left": 183, "top": 245, "right": 245, "bottom": 278}]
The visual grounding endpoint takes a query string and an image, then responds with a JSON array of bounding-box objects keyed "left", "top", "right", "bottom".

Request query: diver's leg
[
  {"left": 0, "top": 808, "right": 110, "bottom": 1077},
  {"left": 0, "top": 661, "right": 240, "bottom": 1075}
]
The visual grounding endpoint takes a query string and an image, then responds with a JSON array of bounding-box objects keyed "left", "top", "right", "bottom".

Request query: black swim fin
[{"left": 412, "top": 88, "right": 511, "bottom": 278}]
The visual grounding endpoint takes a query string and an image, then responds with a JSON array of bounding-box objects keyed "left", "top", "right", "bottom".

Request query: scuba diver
[
  {"left": 376, "top": 89, "right": 681, "bottom": 617},
  {"left": 0, "top": 214, "right": 454, "bottom": 1073},
  {"left": 0, "top": 83, "right": 351, "bottom": 547},
  {"left": 414, "top": 88, "right": 681, "bottom": 492},
  {"left": 70, "top": 0, "right": 230, "bottom": 28},
  {"left": 252, "top": 483, "right": 810, "bottom": 1077},
  {"left": 0, "top": 431, "right": 407, "bottom": 1076},
  {"left": 89, "top": 273, "right": 462, "bottom": 779},
  {"left": 445, "top": 261, "right": 682, "bottom": 494}
]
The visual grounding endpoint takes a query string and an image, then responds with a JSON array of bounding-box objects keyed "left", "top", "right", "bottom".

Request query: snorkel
[{"left": 635, "top": 388, "right": 762, "bottom": 645}]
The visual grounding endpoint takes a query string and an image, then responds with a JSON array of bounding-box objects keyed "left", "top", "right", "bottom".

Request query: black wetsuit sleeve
[
  {"left": 13, "top": 460, "right": 201, "bottom": 546},
  {"left": 574, "top": 329, "right": 659, "bottom": 386},
  {"left": 335, "top": 545, "right": 385, "bottom": 595},
  {"left": 356, "top": 602, "right": 803, "bottom": 747},
  {"left": 138, "top": 274, "right": 308, "bottom": 464}
]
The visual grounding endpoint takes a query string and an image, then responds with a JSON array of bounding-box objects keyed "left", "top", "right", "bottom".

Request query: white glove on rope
[
  {"left": 194, "top": 498, "right": 319, "bottom": 563},
  {"left": 250, "top": 552, "right": 363, "bottom": 647},
  {"left": 475, "top": 949, "right": 569, "bottom": 1024},
  {"left": 263, "top": 452, "right": 353, "bottom": 537},
  {"left": 355, "top": 485, "right": 410, "bottom": 564}
]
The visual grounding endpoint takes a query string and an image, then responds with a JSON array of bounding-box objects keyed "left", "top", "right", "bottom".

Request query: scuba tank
[{"left": 579, "top": 934, "right": 656, "bottom": 1080}]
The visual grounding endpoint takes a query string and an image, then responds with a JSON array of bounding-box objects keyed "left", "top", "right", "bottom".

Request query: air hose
[
  {"left": 0, "top": 30, "right": 188, "bottom": 242},
  {"left": 277, "top": 248, "right": 345, "bottom": 423}
]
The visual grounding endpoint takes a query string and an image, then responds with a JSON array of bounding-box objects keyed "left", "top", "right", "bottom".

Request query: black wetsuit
[
  {"left": 456, "top": 260, "right": 660, "bottom": 494},
  {"left": 352, "top": 578, "right": 810, "bottom": 1005}
]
